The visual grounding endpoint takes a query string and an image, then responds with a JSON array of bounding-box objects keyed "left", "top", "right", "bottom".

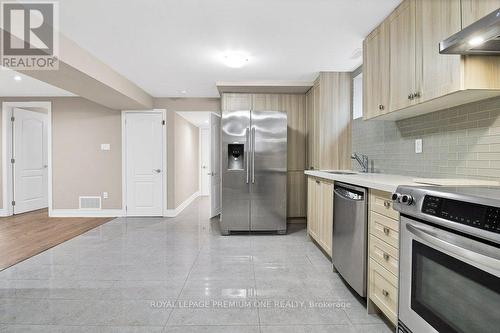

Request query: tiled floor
[{"left": 0, "top": 197, "right": 393, "bottom": 333}]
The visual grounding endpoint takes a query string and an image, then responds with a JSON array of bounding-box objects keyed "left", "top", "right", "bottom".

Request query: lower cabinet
[
  {"left": 307, "top": 176, "right": 334, "bottom": 255},
  {"left": 368, "top": 189, "right": 400, "bottom": 326}
]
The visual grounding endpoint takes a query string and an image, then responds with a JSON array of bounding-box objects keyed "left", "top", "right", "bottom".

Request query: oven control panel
[{"left": 422, "top": 195, "right": 500, "bottom": 234}]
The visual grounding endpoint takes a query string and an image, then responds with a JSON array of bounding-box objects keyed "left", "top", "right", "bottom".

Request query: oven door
[{"left": 399, "top": 216, "right": 500, "bottom": 333}]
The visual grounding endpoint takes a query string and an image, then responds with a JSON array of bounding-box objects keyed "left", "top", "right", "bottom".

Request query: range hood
[{"left": 440, "top": 8, "right": 500, "bottom": 55}]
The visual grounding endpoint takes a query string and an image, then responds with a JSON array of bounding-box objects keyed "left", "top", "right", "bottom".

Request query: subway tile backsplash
[{"left": 352, "top": 96, "right": 500, "bottom": 181}]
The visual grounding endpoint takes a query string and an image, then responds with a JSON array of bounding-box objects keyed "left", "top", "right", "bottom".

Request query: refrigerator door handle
[
  {"left": 246, "top": 127, "right": 250, "bottom": 184},
  {"left": 252, "top": 127, "right": 256, "bottom": 184}
]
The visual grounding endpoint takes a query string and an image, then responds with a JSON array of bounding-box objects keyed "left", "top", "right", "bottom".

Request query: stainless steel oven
[{"left": 393, "top": 186, "right": 500, "bottom": 333}]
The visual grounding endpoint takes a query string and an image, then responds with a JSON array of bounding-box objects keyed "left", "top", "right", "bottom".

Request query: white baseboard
[
  {"left": 0, "top": 208, "right": 8, "bottom": 217},
  {"left": 164, "top": 191, "right": 200, "bottom": 217},
  {"left": 50, "top": 209, "right": 125, "bottom": 218}
]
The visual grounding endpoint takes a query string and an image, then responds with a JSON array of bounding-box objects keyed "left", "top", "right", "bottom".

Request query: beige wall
[
  {"left": 0, "top": 96, "right": 218, "bottom": 212},
  {"left": 52, "top": 98, "right": 122, "bottom": 209},
  {"left": 0, "top": 97, "right": 122, "bottom": 210},
  {"left": 172, "top": 113, "right": 199, "bottom": 207}
]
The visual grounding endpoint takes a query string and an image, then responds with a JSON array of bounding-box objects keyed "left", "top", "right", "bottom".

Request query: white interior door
[
  {"left": 125, "top": 112, "right": 164, "bottom": 216},
  {"left": 12, "top": 108, "right": 48, "bottom": 214},
  {"left": 200, "top": 128, "right": 210, "bottom": 196},
  {"left": 209, "top": 113, "right": 221, "bottom": 218}
]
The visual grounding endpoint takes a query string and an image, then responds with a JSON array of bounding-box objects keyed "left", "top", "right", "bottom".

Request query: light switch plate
[
  {"left": 102, "top": 192, "right": 108, "bottom": 199},
  {"left": 415, "top": 139, "right": 423, "bottom": 154},
  {"left": 101, "top": 143, "right": 111, "bottom": 151}
]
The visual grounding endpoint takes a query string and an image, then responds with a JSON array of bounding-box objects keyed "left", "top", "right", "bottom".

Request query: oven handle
[{"left": 406, "top": 222, "right": 500, "bottom": 273}]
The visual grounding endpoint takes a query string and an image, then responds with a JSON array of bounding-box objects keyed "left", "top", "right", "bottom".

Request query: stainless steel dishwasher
[{"left": 332, "top": 182, "right": 368, "bottom": 297}]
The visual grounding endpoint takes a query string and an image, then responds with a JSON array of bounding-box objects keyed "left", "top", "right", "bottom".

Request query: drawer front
[
  {"left": 369, "top": 258, "right": 398, "bottom": 325},
  {"left": 369, "top": 211, "right": 399, "bottom": 248},
  {"left": 370, "top": 189, "right": 399, "bottom": 220},
  {"left": 369, "top": 235, "right": 399, "bottom": 276}
]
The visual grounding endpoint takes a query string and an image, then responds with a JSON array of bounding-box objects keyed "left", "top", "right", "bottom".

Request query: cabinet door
[
  {"left": 320, "top": 181, "right": 334, "bottom": 255},
  {"left": 312, "top": 83, "right": 321, "bottom": 170},
  {"left": 282, "top": 94, "right": 306, "bottom": 171},
  {"left": 222, "top": 93, "right": 252, "bottom": 111},
  {"left": 307, "top": 177, "right": 319, "bottom": 239},
  {"left": 461, "top": 0, "right": 500, "bottom": 27},
  {"left": 389, "top": 0, "right": 416, "bottom": 113},
  {"left": 416, "top": 0, "right": 462, "bottom": 103},
  {"left": 288, "top": 171, "right": 306, "bottom": 218},
  {"left": 318, "top": 72, "right": 352, "bottom": 170},
  {"left": 306, "top": 83, "right": 320, "bottom": 170},
  {"left": 363, "top": 21, "right": 390, "bottom": 119},
  {"left": 306, "top": 88, "right": 314, "bottom": 170}
]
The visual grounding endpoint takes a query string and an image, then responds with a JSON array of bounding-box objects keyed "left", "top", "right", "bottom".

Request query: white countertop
[{"left": 304, "top": 170, "right": 500, "bottom": 193}]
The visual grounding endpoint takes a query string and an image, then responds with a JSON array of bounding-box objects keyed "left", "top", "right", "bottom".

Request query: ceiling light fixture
[
  {"left": 222, "top": 51, "right": 250, "bottom": 68},
  {"left": 468, "top": 36, "right": 485, "bottom": 47},
  {"left": 13, "top": 75, "right": 22, "bottom": 81}
]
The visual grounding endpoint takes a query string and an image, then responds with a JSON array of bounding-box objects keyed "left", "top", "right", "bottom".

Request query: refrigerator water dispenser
[{"left": 227, "top": 144, "right": 244, "bottom": 170}]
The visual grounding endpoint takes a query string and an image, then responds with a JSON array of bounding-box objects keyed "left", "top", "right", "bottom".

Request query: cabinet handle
[
  {"left": 383, "top": 201, "right": 391, "bottom": 209},
  {"left": 408, "top": 94, "right": 413, "bottom": 100},
  {"left": 382, "top": 289, "right": 390, "bottom": 297},
  {"left": 383, "top": 227, "right": 390, "bottom": 235},
  {"left": 414, "top": 91, "right": 421, "bottom": 98},
  {"left": 378, "top": 104, "right": 385, "bottom": 111},
  {"left": 383, "top": 253, "right": 390, "bottom": 261},
  {"left": 316, "top": 180, "right": 320, "bottom": 184}
]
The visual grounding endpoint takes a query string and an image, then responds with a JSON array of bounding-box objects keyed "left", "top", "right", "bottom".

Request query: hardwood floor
[{"left": 0, "top": 209, "right": 113, "bottom": 271}]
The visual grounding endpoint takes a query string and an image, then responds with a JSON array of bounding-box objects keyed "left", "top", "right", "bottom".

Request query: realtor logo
[{"left": 1, "top": 1, "right": 59, "bottom": 70}]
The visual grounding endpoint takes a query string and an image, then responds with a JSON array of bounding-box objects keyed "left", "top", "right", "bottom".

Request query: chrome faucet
[{"left": 351, "top": 153, "right": 369, "bottom": 173}]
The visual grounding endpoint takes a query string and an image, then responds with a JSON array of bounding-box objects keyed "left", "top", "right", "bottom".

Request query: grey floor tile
[
  {"left": 258, "top": 301, "right": 351, "bottom": 325},
  {"left": 260, "top": 325, "right": 358, "bottom": 333},
  {"left": 163, "top": 326, "right": 260, "bottom": 333},
  {"left": 1, "top": 197, "right": 389, "bottom": 330},
  {"left": 167, "top": 303, "right": 259, "bottom": 326}
]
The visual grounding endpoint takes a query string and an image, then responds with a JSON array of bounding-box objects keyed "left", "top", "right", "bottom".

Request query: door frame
[
  {"left": 121, "top": 109, "right": 167, "bottom": 217},
  {"left": 1, "top": 101, "right": 52, "bottom": 217},
  {"left": 209, "top": 111, "right": 222, "bottom": 218},
  {"left": 199, "top": 126, "right": 210, "bottom": 196}
]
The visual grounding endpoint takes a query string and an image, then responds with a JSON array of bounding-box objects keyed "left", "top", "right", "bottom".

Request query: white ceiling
[
  {"left": 58, "top": 0, "right": 401, "bottom": 98},
  {"left": 177, "top": 111, "right": 210, "bottom": 128},
  {"left": 0, "top": 68, "right": 74, "bottom": 97}
]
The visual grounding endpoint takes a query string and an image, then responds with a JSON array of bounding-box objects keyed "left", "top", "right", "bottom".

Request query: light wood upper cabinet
[
  {"left": 363, "top": 21, "right": 390, "bottom": 119},
  {"left": 222, "top": 93, "right": 252, "bottom": 111},
  {"left": 389, "top": 0, "right": 417, "bottom": 113},
  {"left": 306, "top": 81, "right": 321, "bottom": 170},
  {"left": 416, "top": 0, "right": 462, "bottom": 102},
  {"left": 364, "top": 0, "right": 500, "bottom": 120},
  {"left": 461, "top": 0, "right": 500, "bottom": 26},
  {"left": 306, "top": 73, "right": 352, "bottom": 170}
]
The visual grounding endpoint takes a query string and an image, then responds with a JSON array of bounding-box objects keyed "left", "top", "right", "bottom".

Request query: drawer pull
[
  {"left": 316, "top": 180, "right": 320, "bottom": 184},
  {"left": 382, "top": 289, "right": 390, "bottom": 297},
  {"left": 383, "top": 201, "right": 391, "bottom": 209},
  {"left": 383, "top": 253, "right": 390, "bottom": 261},
  {"left": 383, "top": 226, "right": 390, "bottom": 235}
]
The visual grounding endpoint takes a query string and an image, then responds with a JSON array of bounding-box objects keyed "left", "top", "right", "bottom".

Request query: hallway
[{"left": 0, "top": 198, "right": 391, "bottom": 332}]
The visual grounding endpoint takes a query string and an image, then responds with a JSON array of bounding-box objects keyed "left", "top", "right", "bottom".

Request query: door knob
[{"left": 153, "top": 169, "right": 161, "bottom": 173}]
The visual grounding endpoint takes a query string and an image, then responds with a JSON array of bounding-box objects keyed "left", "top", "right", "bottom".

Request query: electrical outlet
[
  {"left": 102, "top": 192, "right": 108, "bottom": 199},
  {"left": 100, "top": 143, "right": 111, "bottom": 151},
  {"left": 415, "top": 139, "right": 423, "bottom": 154}
]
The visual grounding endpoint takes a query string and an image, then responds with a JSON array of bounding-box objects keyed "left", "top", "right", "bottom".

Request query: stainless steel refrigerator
[{"left": 221, "top": 110, "right": 287, "bottom": 235}]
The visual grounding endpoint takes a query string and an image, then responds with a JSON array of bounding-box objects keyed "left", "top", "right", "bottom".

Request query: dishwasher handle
[{"left": 334, "top": 187, "right": 365, "bottom": 201}]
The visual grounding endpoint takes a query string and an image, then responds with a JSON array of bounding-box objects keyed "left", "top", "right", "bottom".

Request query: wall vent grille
[{"left": 79, "top": 196, "right": 102, "bottom": 210}]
